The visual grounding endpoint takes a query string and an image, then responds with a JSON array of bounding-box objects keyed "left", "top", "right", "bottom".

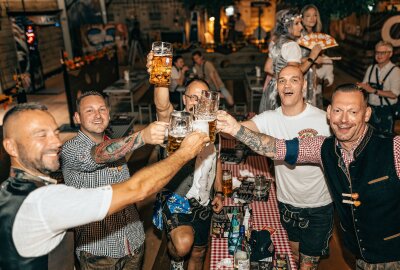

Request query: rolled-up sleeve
[{"left": 274, "top": 136, "right": 326, "bottom": 166}]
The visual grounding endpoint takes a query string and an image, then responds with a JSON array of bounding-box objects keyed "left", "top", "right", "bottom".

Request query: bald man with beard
[{"left": 0, "top": 103, "right": 208, "bottom": 270}]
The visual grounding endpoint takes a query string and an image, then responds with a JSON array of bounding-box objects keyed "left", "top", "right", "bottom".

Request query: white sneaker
[{"left": 170, "top": 259, "right": 184, "bottom": 270}]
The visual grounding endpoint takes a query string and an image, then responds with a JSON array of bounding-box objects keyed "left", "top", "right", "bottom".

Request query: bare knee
[{"left": 169, "top": 226, "right": 194, "bottom": 257}]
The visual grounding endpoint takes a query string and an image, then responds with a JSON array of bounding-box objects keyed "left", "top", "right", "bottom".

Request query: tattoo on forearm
[
  {"left": 300, "top": 254, "right": 320, "bottom": 270},
  {"left": 234, "top": 126, "right": 276, "bottom": 158},
  {"left": 93, "top": 131, "right": 145, "bottom": 163}
]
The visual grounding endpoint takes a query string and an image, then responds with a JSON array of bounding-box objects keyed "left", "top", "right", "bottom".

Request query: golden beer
[
  {"left": 166, "top": 134, "right": 185, "bottom": 156},
  {"left": 222, "top": 170, "right": 233, "bottom": 197},
  {"left": 208, "top": 119, "right": 217, "bottom": 143},
  {"left": 149, "top": 55, "right": 173, "bottom": 87}
]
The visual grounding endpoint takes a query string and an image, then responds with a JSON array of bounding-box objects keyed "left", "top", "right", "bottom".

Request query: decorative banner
[{"left": 81, "top": 23, "right": 116, "bottom": 54}]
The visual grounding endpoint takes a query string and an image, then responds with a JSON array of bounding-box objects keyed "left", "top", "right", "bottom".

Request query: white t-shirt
[
  {"left": 12, "top": 184, "right": 112, "bottom": 257},
  {"left": 251, "top": 104, "right": 332, "bottom": 207},
  {"left": 186, "top": 143, "right": 217, "bottom": 206},
  {"left": 281, "top": 41, "right": 302, "bottom": 64},
  {"left": 362, "top": 62, "right": 400, "bottom": 106}
]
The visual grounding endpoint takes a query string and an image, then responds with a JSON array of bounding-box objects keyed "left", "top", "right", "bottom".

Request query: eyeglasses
[
  {"left": 184, "top": 94, "right": 199, "bottom": 101},
  {"left": 375, "top": 51, "right": 391, "bottom": 56}
]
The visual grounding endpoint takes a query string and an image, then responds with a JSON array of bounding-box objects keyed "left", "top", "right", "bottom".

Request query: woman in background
[
  {"left": 301, "top": 4, "right": 334, "bottom": 108},
  {"left": 259, "top": 9, "right": 321, "bottom": 113},
  {"left": 169, "top": 55, "right": 189, "bottom": 109}
]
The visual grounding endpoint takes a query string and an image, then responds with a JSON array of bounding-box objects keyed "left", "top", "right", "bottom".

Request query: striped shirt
[{"left": 61, "top": 131, "right": 144, "bottom": 258}]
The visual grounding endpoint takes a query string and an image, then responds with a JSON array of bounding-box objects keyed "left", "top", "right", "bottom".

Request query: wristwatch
[
  {"left": 307, "top": 57, "right": 315, "bottom": 64},
  {"left": 214, "top": 191, "right": 224, "bottom": 197}
]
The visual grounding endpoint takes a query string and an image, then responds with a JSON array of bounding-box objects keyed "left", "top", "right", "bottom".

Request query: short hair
[
  {"left": 3, "top": 103, "right": 48, "bottom": 128},
  {"left": 375, "top": 40, "right": 393, "bottom": 51},
  {"left": 191, "top": 50, "right": 202, "bottom": 58},
  {"left": 184, "top": 78, "right": 210, "bottom": 90},
  {"left": 278, "top": 65, "right": 304, "bottom": 80},
  {"left": 76, "top": 91, "right": 106, "bottom": 112},
  {"left": 173, "top": 55, "right": 183, "bottom": 65},
  {"left": 301, "top": 4, "right": 322, "bottom": 33},
  {"left": 333, "top": 83, "right": 368, "bottom": 105}
]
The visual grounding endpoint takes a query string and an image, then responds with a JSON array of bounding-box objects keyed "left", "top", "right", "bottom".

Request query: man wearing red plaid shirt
[{"left": 217, "top": 81, "right": 400, "bottom": 270}]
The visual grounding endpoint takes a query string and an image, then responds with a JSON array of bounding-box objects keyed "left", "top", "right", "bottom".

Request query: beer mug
[
  {"left": 222, "top": 169, "right": 233, "bottom": 197},
  {"left": 149, "top": 42, "right": 173, "bottom": 87},
  {"left": 193, "top": 90, "right": 220, "bottom": 143},
  {"left": 166, "top": 111, "right": 192, "bottom": 155}
]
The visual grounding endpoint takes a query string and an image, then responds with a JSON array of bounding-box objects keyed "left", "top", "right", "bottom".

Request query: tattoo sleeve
[
  {"left": 300, "top": 254, "right": 320, "bottom": 270},
  {"left": 92, "top": 131, "right": 145, "bottom": 163},
  {"left": 233, "top": 126, "right": 276, "bottom": 158}
]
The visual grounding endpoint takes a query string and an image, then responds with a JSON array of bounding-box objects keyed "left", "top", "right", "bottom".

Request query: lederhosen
[{"left": 368, "top": 64, "right": 396, "bottom": 134}]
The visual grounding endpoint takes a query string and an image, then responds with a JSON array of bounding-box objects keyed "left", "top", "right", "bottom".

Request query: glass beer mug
[
  {"left": 193, "top": 90, "right": 219, "bottom": 143},
  {"left": 149, "top": 42, "right": 173, "bottom": 87},
  {"left": 166, "top": 111, "right": 192, "bottom": 156}
]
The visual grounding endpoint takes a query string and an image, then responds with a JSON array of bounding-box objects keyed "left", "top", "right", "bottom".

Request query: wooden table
[
  {"left": 210, "top": 137, "right": 297, "bottom": 270},
  {"left": 103, "top": 74, "right": 147, "bottom": 117}
]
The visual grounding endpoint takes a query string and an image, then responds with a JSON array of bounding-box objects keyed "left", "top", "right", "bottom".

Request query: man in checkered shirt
[
  {"left": 217, "top": 84, "right": 400, "bottom": 269},
  {"left": 61, "top": 91, "right": 168, "bottom": 269}
]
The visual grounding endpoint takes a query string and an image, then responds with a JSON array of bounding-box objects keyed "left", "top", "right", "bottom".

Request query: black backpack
[{"left": 249, "top": 229, "right": 275, "bottom": 262}]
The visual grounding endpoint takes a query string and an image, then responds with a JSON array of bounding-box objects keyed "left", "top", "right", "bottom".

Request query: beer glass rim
[
  {"left": 152, "top": 41, "right": 173, "bottom": 55},
  {"left": 171, "top": 110, "right": 192, "bottom": 117},
  {"left": 201, "top": 90, "right": 220, "bottom": 100}
]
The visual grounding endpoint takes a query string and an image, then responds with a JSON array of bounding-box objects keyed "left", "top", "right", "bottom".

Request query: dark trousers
[{"left": 79, "top": 245, "right": 144, "bottom": 270}]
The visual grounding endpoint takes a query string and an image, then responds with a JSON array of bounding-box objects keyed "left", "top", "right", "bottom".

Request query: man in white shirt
[
  {"left": 358, "top": 40, "right": 400, "bottom": 133},
  {"left": 0, "top": 103, "right": 208, "bottom": 269},
  {"left": 240, "top": 66, "right": 333, "bottom": 270}
]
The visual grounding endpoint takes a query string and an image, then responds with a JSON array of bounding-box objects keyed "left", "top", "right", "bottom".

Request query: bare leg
[
  {"left": 187, "top": 246, "right": 206, "bottom": 270},
  {"left": 289, "top": 241, "right": 300, "bottom": 264},
  {"left": 167, "top": 225, "right": 195, "bottom": 260},
  {"left": 299, "top": 253, "right": 320, "bottom": 270}
]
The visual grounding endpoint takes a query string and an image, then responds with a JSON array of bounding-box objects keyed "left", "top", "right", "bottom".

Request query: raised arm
[
  {"left": 108, "top": 131, "right": 210, "bottom": 215},
  {"left": 217, "top": 111, "right": 276, "bottom": 158},
  {"left": 92, "top": 121, "right": 168, "bottom": 163},
  {"left": 147, "top": 52, "right": 174, "bottom": 122}
]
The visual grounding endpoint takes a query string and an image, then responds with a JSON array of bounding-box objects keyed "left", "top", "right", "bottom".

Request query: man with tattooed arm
[
  {"left": 217, "top": 84, "right": 400, "bottom": 270},
  {"left": 0, "top": 103, "right": 209, "bottom": 269},
  {"left": 61, "top": 91, "right": 169, "bottom": 269},
  {"left": 235, "top": 66, "right": 333, "bottom": 270}
]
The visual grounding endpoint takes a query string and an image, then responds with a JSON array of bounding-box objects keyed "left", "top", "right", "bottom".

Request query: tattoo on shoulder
[{"left": 234, "top": 126, "right": 276, "bottom": 157}]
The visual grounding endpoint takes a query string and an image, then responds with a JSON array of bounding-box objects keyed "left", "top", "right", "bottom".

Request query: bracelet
[
  {"left": 374, "top": 89, "right": 379, "bottom": 95},
  {"left": 214, "top": 191, "right": 224, "bottom": 197},
  {"left": 307, "top": 57, "right": 315, "bottom": 64}
]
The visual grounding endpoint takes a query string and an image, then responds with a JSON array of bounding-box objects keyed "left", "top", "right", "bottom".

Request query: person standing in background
[
  {"left": 357, "top": 40, "right": 400, "bottom": 134},
  {"left": 169, "top": 55, "right": 189, "bottom": 110},
  {"left": 234, "top": 13, "right": 247, "bottom": 43},
  {"left": 192, "top": 50, "right": 234, "bottom": 107},
  {"left": 259, "top": 9, "right": 322, "bottom": 113}
]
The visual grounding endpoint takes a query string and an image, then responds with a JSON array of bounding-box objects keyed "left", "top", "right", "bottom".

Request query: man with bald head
[
  {"left": 217, "top": 81, "right": 400, "bottom": 269},
  {"left": 151, "top": 48, "right": 224, "bottom": 270},
  {"left": 0, "top": 103, "right": 209, "bottom": 269},
  {"left": 235, "top": 66, "right": 333, "bottom": 269}
]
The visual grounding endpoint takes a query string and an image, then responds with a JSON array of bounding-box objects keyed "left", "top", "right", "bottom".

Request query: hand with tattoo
[
  {"left": 141, "top": 121, "right": 169, "bottom": 145},
  {"left": 216, "top": 110, "right": 241, "bottom": 136},
  {"left": 217, "top": 110, "right": 276, "bottom": 158},
  {"left": 91, "top": 121, "right": 164, "bottom": 164}
]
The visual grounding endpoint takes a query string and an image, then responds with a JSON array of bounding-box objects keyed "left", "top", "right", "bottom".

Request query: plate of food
[{"left": 298, "top": 32, "right": 338, "bottom": 50}]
